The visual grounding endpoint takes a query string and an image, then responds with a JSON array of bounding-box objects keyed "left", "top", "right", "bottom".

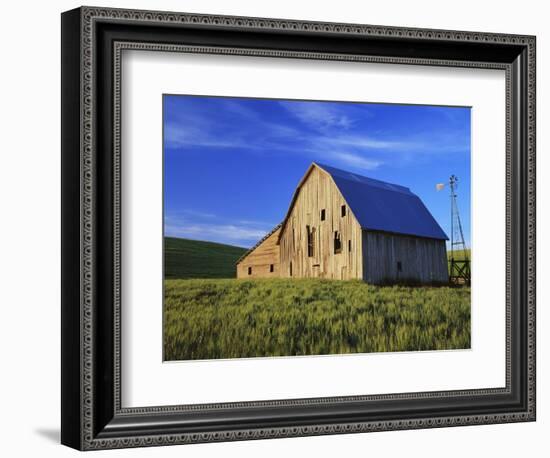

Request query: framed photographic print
[{"left": 61, "top": 6, "right": 536, "bottom": 450}]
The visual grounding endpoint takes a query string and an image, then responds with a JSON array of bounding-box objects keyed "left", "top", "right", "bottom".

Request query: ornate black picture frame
[{"left": 61, "top": 6, "right": 536, "bottom": 450}]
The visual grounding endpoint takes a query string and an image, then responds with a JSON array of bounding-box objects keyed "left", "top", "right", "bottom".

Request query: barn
[{"left": 236, "top": 163, "right": 449, "bottom": 284}]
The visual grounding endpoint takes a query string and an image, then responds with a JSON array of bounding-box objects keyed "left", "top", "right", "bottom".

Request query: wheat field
[{"left": 164, "top": 278, "right": 470, "bottom": 361}]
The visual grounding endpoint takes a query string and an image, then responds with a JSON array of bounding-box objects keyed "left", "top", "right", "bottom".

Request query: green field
[
  {"left": 164, "top": 278, "right": 471, "bottom": 361},
  {"left": 164, "top": 237, "right": 247, "bottom": 279},
  {"left": 448, "top": 249, "right": 471, "bottom": 261}
]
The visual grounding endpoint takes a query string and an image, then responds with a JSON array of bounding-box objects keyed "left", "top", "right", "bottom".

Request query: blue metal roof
[{"left": 316, "top": 163, "right": 448, "bottom": 240}]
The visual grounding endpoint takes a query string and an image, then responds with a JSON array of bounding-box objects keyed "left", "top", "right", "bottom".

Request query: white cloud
[
  {"left": 165, "top": 222, "right": 268, "bottom": 246},
  {"left": 164, "top": 122, "right": 247, "bottom": 149},
  {"left": 175, "top": 209, "right": 216, "bottom": 219},
  {"left": 164, "top": 210, "right": 276, "bottom": 247},
  {"left": 325, "top": 135, "right": 417, "bottom": 150},
  {"left": 329, "top": 152, "right": 382, "bottom": 171},
  {"left": 236, "top": 219, "right": 278, "bottom": 227},
  {"left": 281, "top": 101, "right": 354, "bottom": 130},
  {"left": 165, "top": 98, "right": 469, "bottom": 178}
]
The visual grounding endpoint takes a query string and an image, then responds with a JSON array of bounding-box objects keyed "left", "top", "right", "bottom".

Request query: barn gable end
[
  {"left": 277, "top": 165, "right": 363, "bottom": 280},
  {"left": 236, "top": 226, "right": 281, "bottom": 279}
]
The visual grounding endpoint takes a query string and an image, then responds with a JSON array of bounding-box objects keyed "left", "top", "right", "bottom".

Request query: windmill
[{"left": 436, "top": 175, "right": 471, "bottom": 285}]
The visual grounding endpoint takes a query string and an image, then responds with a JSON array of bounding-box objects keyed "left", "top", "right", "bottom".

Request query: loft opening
[
  {"left": 334, "top": 231, "right": 342, "bottom": 254},
  {"left": 307, "top": 225, "right": 316, "bottom": 257}
]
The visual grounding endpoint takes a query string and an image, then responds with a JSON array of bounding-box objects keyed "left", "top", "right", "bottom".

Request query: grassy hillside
[
  {"left": 164, "top": 278, "right": 471, "bottom": 361},
  {"left": 164, "top": 237, "right": 247, "bottom": 279}
]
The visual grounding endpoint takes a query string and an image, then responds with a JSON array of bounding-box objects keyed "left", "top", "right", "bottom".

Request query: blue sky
[{"left": 164, "top": 95, "right": 471, "bottom": 249}]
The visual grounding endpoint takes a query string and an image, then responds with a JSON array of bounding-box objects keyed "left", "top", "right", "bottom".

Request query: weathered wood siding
[
  {"left": 278, "top": 167, "right": 363, "bottom": 280},
  {"left": 236, "top": 228, "right": 281, "bottom": 278},
  {"left": 362, "top": 231, "right": 448, "bottom": 284}
]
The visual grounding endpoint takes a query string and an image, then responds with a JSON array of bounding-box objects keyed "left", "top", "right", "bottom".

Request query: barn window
[
  {"left": 306, "top": 225, "right": 315, "bottom": 257},
  {"left": 397, "top": 261, "right": 402, "bottom": 272},
  {"left": 270, "top": 264, "right": 274, "bottom": 273},
  {"left": 320, "top": 209, "right": 326, "bottom": 221},
  {"left": 289, "top": 262, "right": 293, "bottom": 277},
  {"left": 334, "top": 231, "right": 342, "bottom": 254},
  {"left": 341, "top": 205, "right": 346, "bottom": 217},
  {"left": 348, "top": 240, "right": 351, "bottom": 252},
  {"left": 248, "top": 266, "right": 252, "bottom": 275}
]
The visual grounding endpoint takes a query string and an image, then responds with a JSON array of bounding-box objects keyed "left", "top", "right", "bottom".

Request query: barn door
[{"left": 312, "top": 264, "right": 320, "bottom": 278}]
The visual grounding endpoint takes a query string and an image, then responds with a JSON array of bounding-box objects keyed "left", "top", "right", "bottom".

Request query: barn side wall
[
  {"left": 279, "top": 167, "right": 363, "bottom": 280},
  {"left": 236, "top": 228, "right": 281, "bottom": 279},
  {"left": 362, "top": 231, "right": 448, "bottom": 284}
]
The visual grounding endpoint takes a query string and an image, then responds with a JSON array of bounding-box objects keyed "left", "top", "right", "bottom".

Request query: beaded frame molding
[{"left": 61, "top": 6, "right": 536, "bottom": 451}]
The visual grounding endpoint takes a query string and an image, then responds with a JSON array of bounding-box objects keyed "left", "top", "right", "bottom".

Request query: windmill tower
[{"left": 437, "top": 175, "right": 471, "bottom": 285}]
